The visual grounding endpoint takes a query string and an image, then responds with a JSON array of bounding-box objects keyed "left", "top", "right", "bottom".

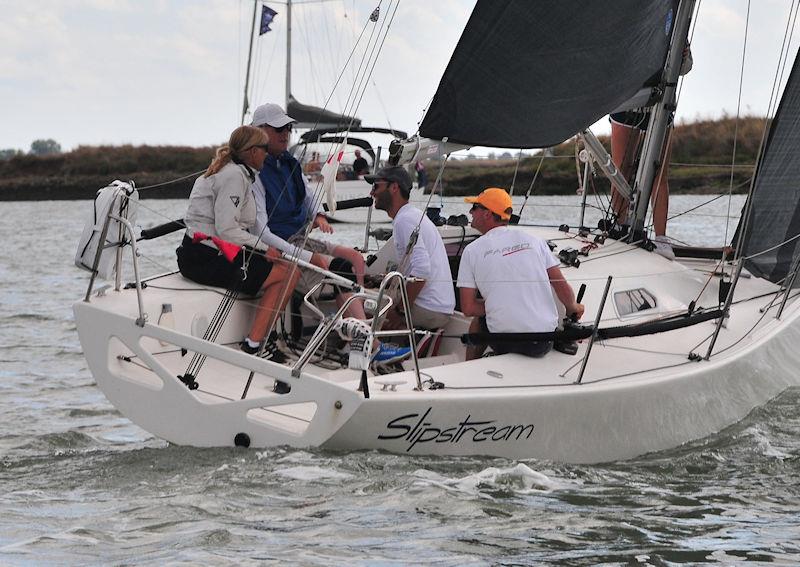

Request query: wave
[
  {"left": 410, "top": 462, "right": 573, "bottom": 499},
  {"left": 273, "top": 465, "right": 355, "bottom": 482},
  {"left": 0, "top": 313, "right": 56, "bottom": 323}
]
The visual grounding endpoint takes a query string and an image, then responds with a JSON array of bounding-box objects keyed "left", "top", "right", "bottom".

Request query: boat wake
[
  {"left": 741, "top": 425, "right": 791, "bottom": 460},
  {"left": 410, "top": 462, "right": 573, "bottom": 498}
]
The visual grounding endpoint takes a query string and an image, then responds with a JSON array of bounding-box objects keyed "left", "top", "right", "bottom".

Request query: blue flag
[{"left": 260, "top": 5, "right": 278, "bottom": 35}]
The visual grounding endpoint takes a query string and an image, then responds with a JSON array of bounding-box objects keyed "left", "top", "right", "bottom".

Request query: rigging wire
[
  {"left": 516, "top": 150, "right": 547, "bottom": 218},
  {"left": 254, "top": 26, "right": 281, "bottom": 109},
  {"left": 722, "top": 0, "right": 750, "bottom": 249},
  {"left": 301, "top": 0, "right": 396, "bottom": 220},
  {"left": 136, "top": 170, "right": 204, "bottom": 192},
  {"left": 508, "top": 149, "right": 523, "bottom": 196},
  {"left": 342, "top": 1, "right": 400, "bottom": 126},
  {"left": 658, "top": 181, "right": 750, "bottom": 225},
  {"left": 371, "top": 79, "right": 394, "bottom": 131}
]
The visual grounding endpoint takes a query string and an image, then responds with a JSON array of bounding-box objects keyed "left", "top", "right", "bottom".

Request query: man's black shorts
[{"left": 479, "top": 316, "right": 552, "bottom": 358}]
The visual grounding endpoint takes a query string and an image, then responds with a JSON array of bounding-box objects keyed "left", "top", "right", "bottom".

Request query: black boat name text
[{"left": 378, "top": 408, "right": 534, "bottom": 451}]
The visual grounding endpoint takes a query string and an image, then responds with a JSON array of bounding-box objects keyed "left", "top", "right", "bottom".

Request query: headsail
[
  {"left": 737, "top": 52, "right": 800, "bottom": 285},
  {"left": 419, "top": 0, "right": 678, "bottom": 148},
  {"left": 287, "top": 94, "right": 362, "bottom": 129}
]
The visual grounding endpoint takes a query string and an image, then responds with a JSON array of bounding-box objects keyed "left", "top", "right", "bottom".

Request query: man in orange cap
[{"left": 457, "top": 188, "right": 584, "bottom": 360}]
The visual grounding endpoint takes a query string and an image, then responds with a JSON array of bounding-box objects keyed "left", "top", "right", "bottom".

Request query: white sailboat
[{"left": 73, "top": 1, "right": 800, "bottom": 463}]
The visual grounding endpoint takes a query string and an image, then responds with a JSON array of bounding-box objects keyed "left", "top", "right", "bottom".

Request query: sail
[
  {"left": 419, "top": 0, "right": 678, "bottom": 148},
  {"left": 287, "top": 94, "right": 362, "bottom": 129},
  {"left": 738, "top": 52, "right": 800, "bottom": 285}
]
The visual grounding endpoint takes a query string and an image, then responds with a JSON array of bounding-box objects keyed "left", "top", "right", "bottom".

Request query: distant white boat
[
  {"left": 290, "top": 124, "right": 424, "bottom": 224},
  {"left": 73, "top": 0, "right": 800, "bottom": 463}
]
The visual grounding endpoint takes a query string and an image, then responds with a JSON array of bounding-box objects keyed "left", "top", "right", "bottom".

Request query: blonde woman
[{"left": 177, "top": 125, "right": 300, "bottom": 367}]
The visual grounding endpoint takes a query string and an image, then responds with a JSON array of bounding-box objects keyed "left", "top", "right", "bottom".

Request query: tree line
[
  {"left": 1, "top": 139, "right": 62, "bottom": 160},
  {"left": 0, "top": 116, "right": 765, "bottom": 200}
]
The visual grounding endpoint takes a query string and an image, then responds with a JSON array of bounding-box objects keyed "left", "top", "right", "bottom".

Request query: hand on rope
[{"left": 313, "top": 213, "right": 333, "bottom": 234}]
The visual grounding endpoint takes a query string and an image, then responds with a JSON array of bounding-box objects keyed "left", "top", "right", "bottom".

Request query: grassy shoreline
[{"left": 0, "top": 117, "right": 762, "bottom": 201}]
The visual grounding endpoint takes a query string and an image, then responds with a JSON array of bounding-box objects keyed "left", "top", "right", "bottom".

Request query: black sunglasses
[
  {"left": 470, "top": 203, "right": 488, "bottom": 212},
  {"left": 273, "top": 124, "right": 293, "bottom": 133}
]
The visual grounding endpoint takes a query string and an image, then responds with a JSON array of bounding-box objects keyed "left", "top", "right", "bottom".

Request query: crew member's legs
[
  {"left": 465, "top": 317, "right": 487, "bottom": 361},
  {"left": 609, "top": 120, "right": 642, "bottom": 225},
  {"left": 650, "top": 140, "right": 672, "bottom": 237},
  {"left": 246, "top": 259, "right": 301, "bottom": 343},
  {"left": 327, "top": 256, "right": 367, "bottom": 319}
]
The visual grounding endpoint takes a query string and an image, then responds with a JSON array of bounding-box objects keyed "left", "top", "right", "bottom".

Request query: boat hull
[
  {"left": 74, "top": 267, "right": 800, "bottom": 463},
  {"left": 323, "top": 330, "right": 798, "bottom": 462}
]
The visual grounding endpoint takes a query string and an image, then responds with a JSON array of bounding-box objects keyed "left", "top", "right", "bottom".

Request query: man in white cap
[
  {"left": 457, "top": 187, "right": 584, "bottom": 360},
  {"left": 249, "top": 103, "right": 331, "bottom": 248},
  {"left": 250, "top": 102, "right": 363, "bottom": 283},
  {"left": 249, "top": 103, "right": 411, "bottom": 365}
]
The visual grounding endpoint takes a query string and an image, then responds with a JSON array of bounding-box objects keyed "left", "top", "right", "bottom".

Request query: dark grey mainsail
[
  {"left": 419, "top": 0, "right": 678, "bottom": 148},
  {"left": 737, "top": 52, "right": 800, "bottom": 285},
  {"left": 287, "top": 94, "right": 362, "bottom": 129}
]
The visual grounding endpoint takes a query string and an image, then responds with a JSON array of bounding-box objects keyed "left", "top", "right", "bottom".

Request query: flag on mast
[{"left": 260, "top": 5, "right": 278, "bottom": 35}]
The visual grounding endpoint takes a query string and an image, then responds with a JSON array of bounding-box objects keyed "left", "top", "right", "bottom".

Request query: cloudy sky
[{"left": 1, "top": 0, "right": 797, "bottom": 153}]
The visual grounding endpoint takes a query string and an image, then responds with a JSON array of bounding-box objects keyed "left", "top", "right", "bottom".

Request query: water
[{"left": 2, "top": 196, "right": 799, "bottom": 565}]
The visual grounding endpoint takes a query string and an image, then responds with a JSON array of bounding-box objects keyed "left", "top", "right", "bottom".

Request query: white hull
[{"left": 74, "top": 226, "right": 800, "bottom": 463}]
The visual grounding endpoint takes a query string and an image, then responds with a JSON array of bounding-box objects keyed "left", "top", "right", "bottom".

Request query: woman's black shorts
[{"left": 176, "top": 236, "right": 272, "bottom": 295}]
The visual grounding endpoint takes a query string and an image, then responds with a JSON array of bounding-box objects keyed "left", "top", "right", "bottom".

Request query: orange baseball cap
[{"left": 464, "top": 187, "right": 513, "bottom": 220}]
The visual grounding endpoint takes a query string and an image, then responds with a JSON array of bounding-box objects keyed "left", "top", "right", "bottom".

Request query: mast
[
  {"left": 628, "top": 0, "right": 696, "bottom": 239},
  {"left": 241, "top": 0, "right": 259, "bottom": 125},
  {"left": 286, "top": 0, "right": 292, "bottom": 109}
]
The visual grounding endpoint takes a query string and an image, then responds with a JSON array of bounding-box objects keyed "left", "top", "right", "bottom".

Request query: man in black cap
[{"left": 366, "top": 166, "right": 455, "bottom": 330}]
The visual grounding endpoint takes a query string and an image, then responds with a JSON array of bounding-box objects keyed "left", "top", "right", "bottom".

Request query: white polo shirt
[
  {"left": 392, "top": 204, "right": 456, "bottom": 315},
  {"left": 457, "top": 226, "right": 559, "bottom": 333}
]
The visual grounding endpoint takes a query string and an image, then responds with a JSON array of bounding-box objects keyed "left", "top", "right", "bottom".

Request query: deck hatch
[{"left": 614, "top": 288, "right": 657, "bottom": 317}]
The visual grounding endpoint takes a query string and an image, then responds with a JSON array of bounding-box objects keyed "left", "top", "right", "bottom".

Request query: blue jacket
[{"left": 257, "top": 152, "right": 308, "bottom": 240}]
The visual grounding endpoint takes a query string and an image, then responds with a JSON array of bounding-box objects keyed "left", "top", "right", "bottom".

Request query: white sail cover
[{"left": 75, "top": 181, "right": 139, "bottom": 280}]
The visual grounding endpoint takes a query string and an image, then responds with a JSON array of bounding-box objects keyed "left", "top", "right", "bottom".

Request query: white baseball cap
[{"left": 251, "top": 103, "right": 295, "bottom": 128}]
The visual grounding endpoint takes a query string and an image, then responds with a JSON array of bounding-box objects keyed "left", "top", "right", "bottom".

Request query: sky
[{"left": 1, "top": 0, "right": 798, "bottom": 154}]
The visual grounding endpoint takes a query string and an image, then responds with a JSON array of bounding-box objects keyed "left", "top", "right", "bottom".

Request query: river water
[{"left": 2, "top": 195, "right": 799, "bottom": 565}]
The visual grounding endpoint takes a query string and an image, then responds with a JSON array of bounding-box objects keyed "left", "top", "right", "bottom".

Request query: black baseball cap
[{"left": 364, "top": 166, "right": 413, "bottom": 192}]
